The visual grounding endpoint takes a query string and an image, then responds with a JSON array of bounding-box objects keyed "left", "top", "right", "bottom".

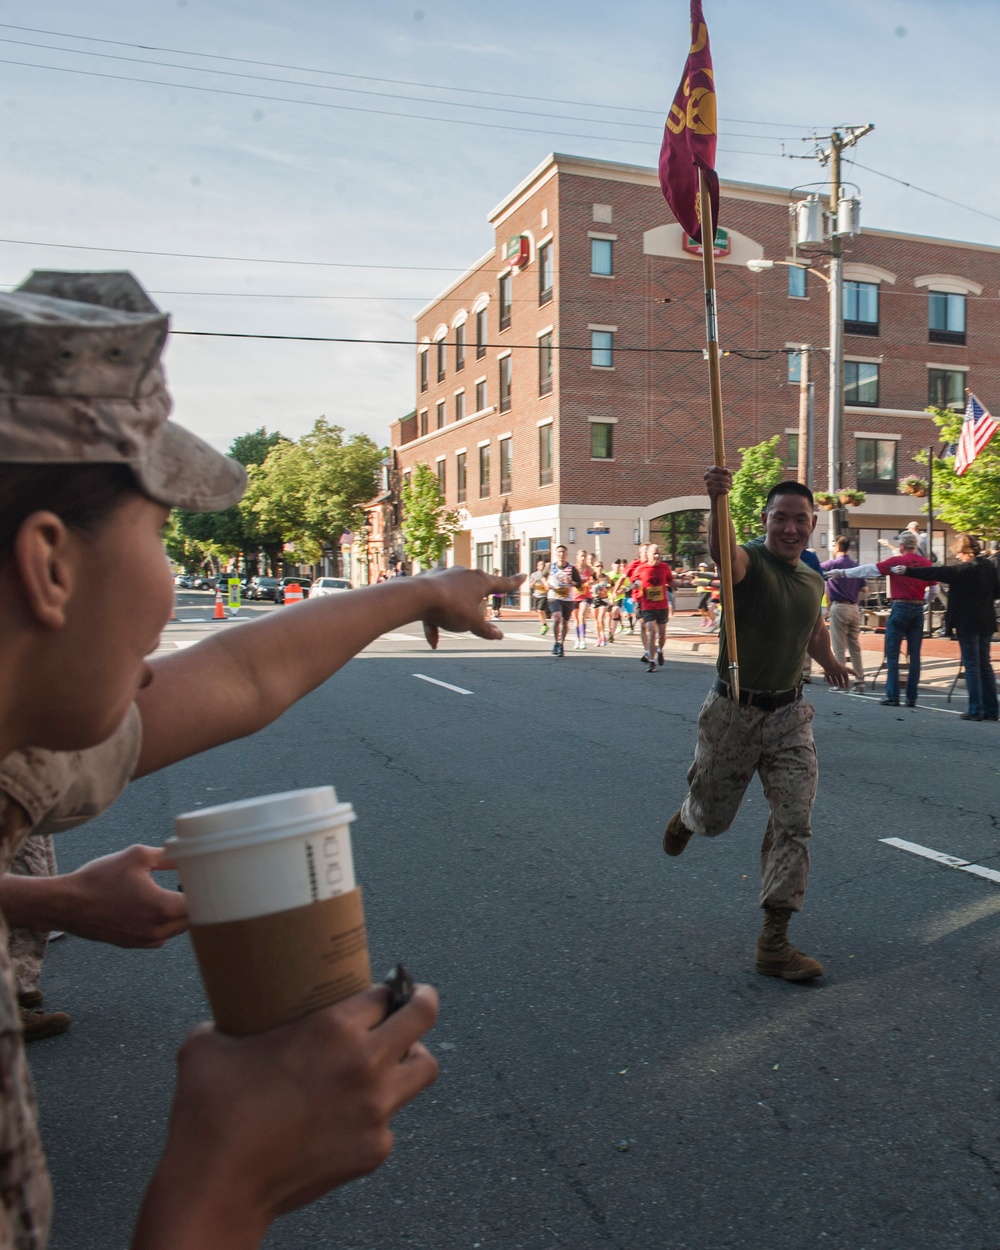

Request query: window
[
  {"left": 478, "top": 444, "right": 491, "bottom": 499},
  {"left": 928, "top": 368, "right": 965, "bottom": 410},
  {"left": 591, "top": 330, "right": 614, "bottom": 368},
  {"left": 454, "top": 324, "right": 466, "bottom": 371},
  {"left": 788, "top": 266, "right": 807, "bottom": 299},
  {"left": 929, "top": 291, "right": 966, "bottom": 345},
  {"left": 590, "top": 238, "right": 613, "bottom": 276},
  {"left": 844, "top": 281, "right": 879, "bottom": 335},
  {"left": 844, "top": 361, "right": 879, "bottom": 407},
  {"left": 436, "top": 400, "right": 446, "bottom": 429},
  {"left": 419, "top": 349, "right": 428, "bottom": 393},
  {"left": 499, "top": 274, "right": 512, "bottom": 331},
  {"left": 476, "top": 308, "right": 487, "bottom": 358},
  {"left": 475, "top": 378, "right": 487, "bottom": 411},
  {"left": 856, "top": 437, "right": 897, "bottom": 493},
  {"left": 539, "top": 423, "right": 553, "bottom": 486},
  {"left": 499, "top": 355, "right": 512, "bottom": 414},
  {"left": 787, "top": 350, "right": 802, "bottom": 384},
  {"left": 499, "top": 437, "right": 512, "bottom": 494},
  {"left": 788, "top": 433, "right": 800, "bottom": 469},
  {"left": 436, "top": 459, "right": 446, "bottom": 494},
  {"left": 475, "top": 542, "right": 493, "bottom": 572},
  {"left": 454, "top": 391, "right": 465, "bottom": 422},
  {"left": 418, "top": 408, "right": 428, "bottom": 438},
  {"left": 456, "top": 452, "right": 467, "bottom": 503},
  {"left": 590, "top": 422, "right": 614, "bottom": 459},
  {"left": 529, "top": 537, "right": 551, "bottom": 569},
  {"left": 538, "top": 332, "right": 553, "bottom": 396},
  {"left": 539, "top": 241, "right": 554, "bottom": 303},
  {"left": 436, "top": 337, "right": 446, "bottom": 382}
]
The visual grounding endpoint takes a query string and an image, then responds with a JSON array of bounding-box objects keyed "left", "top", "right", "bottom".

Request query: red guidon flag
[{"left": 658, "top": 0, "right": 719, "bottom": 244}]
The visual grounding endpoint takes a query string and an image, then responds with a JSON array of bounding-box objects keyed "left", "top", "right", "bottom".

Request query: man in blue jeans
[{"left": 827, "top": 530, "right": 933, "bottom": 707}]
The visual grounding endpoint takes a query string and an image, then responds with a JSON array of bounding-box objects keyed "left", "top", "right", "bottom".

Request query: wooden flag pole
[{"left": 697, "top": 168, "right": 740, "bottom": 699}]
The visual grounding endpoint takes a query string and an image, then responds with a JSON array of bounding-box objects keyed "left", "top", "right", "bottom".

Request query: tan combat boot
[
  {"left": 19, "top": 1006, "right": 71, "bottom": 1042},
  {"left": 662, "top": 808, "right": 695, "bottom": 857},
  {"left": 755, "top": 906, "right": 824, "bottom": 981}
]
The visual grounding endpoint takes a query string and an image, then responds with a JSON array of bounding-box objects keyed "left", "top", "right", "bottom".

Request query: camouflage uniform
[
  {"left": 0, "top": 708, "right": 141, "bottom": 1246},
  {"left": 680, "top": 689, "right": 817, "bottom": 911},
  {"left": 6, "top": 837, "right": 56, "bottom": 999}
]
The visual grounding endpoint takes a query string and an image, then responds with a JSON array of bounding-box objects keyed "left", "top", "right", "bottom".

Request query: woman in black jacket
[{"left": 895, "top": 533, "right": 1000, "bottom": 720}]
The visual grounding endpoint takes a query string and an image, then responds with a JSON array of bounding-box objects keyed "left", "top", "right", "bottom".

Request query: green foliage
[
  {"left": 729, "top": 435, "right": 786, "bottom": 541},
  {"left": 170, "top": 427, "right": 287, "bottom": 568},
  {"left": 242, "top": 417, "right": 383, "bottom": 564},
  {"left": 919, "top": 407, "right": 1000, "bottom": 536},
  {"left": 401, "top": 463, "right": 462, "bottom": 570}
]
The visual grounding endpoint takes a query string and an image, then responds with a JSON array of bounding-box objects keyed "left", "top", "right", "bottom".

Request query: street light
[
  {"left": 747, "top": 256, "right": 841, "bottom": 547},
  {"left": 362, "top": 514, "right": 373, "bottom": 585}
]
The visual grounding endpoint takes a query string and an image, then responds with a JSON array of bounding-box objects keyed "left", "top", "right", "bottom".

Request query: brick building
[{"left": 391, "top": 151, "right": 1000, "bottom": 591}]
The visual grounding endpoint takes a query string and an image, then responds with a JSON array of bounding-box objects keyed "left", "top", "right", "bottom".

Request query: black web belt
[{"left": 714, "top": 678, "right": 802, "bottom": 713}]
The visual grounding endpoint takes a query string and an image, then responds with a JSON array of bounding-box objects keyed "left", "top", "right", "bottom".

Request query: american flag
[{"left": 954, "top": 392, "right": 999, "bottom": 476}]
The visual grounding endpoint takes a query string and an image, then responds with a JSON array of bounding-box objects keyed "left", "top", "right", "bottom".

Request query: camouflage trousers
[
  {"left": 679, "top": 689, "right": 818, "bottom": 911},
  {"left": 7, "top": 834, "right": 56, "bottom": 997}
]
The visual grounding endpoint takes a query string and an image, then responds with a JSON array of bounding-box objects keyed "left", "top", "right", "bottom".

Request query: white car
[{"left": 308, "top": 577, "right": 352, "bottom": 599}]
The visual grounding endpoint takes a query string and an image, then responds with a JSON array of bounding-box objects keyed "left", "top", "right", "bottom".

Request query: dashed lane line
[
  {"left": 881, "top": 837, "right": 1000, "bottom": 885},
  {"left": 412, "top": 674, "right": 473, "bottom": 696}
]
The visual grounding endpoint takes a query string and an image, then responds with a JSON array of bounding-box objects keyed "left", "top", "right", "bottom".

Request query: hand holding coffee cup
[{"left": 167, "top": 787, "right": 373, "bottom": 1036}]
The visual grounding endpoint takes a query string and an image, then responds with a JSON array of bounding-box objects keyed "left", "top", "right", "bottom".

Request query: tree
[
  {"left": 242, "top": 418, "right": 383, "bottom": 567},
  {"left": 171, "top": 427, "right": 287, "bottom": 572},
  {"left": 401, "top": 463, "right": 462, "bottom": 570},
  {"left": 728, "top": 435, "right": 786, "bottom": 541},
  {"left": 917, "top": 407, "right": 1000, "bottom": 537}
]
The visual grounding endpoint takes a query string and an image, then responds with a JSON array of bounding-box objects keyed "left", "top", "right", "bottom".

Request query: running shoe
[
  {"left": 647, "top": 661, "right": 657, "bottom": 673},
  {"left": 540, "top": 623, "right": 548, "bottom": 636},
  {"left": 656, "top": 649, "right": 664, "bottom": 667},
  {"left": 640, "top": 652, "right": 650, "bottom": 664},
  {"left": 552, "top": 642, "right": 560, "bottom": 656}
]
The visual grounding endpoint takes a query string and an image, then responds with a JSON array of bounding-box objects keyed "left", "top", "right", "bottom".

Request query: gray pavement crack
[
  {"left": 966, "top": 1136, "right": 1000, "bottom": 1188},
  {"left": 356, "top": 736, "right": 423, "bottom": 784}
]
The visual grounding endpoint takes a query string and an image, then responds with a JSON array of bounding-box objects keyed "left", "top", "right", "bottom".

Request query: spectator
[
  {"left": 821, "top": 536, "right": 867, "bottom": 692},
  {"left": 893, "top": 533, "right": 1000, "bottom": 721}
]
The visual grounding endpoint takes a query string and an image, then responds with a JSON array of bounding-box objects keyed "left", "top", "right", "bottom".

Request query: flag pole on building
[{"left": 658, "top": 0, "right": 740, "bottom": 697}]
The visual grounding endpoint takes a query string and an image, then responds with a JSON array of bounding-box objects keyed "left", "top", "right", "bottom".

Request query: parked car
[
  {"left": 246, "top": 576, "right": 281, "bottom": 602},
  {"left": 308, "top": 577, "right": 352, "bottom": 599},
  {"left": 276, "top": 577, "right": 313, "bottom": 604},
  {"left": 173, "top": 574, "right": 194, "bottom": 589},
  {"left": 193, "top": 575, "right": 215, "bottom": 590}
]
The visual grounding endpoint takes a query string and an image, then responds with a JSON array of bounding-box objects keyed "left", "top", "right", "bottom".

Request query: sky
[{"left": 3, "top": 0, "right": 1000, "bottom": 453}]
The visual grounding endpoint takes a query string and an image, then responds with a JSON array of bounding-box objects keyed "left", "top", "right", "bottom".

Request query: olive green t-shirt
[{"left": 715, "top": 543, "right": 824, "bottom": 692}]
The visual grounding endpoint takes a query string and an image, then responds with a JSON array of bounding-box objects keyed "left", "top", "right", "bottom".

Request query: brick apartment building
[{"left": 391, "top": 152, "right": 1000, "bottom": 593}]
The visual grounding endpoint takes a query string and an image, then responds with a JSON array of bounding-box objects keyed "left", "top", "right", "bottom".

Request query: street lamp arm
[{"left": 746, "top": 258, "right": 831, "bottom": 288}]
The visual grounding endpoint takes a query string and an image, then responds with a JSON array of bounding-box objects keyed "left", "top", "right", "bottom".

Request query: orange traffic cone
[
  {"left": 283, "top": 582, "right": 303, "bottom": 606},
  {"left": 213, "top": 587, "right": 226, "bottom": 620}
]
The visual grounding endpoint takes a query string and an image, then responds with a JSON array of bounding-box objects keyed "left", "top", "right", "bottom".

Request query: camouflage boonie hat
[{"left": 0, "top": 270, "right": 246, "bottom": 511}]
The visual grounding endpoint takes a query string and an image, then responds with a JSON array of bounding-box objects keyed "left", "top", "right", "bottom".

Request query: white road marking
[
  {"left": 881, "top": 837, "right": 969, "bottom": 868},
  {"left": 501, "top": 632, "right": 552, "bottom": 643},
  {"left": 881, "top": 837, "right": 1000, "bottom": 886},
  {"left": 382, "top": 633, "right": 423, "bottom": 642},
  {"left": 412, "top": 673, "right": 473, "bottom": 695},
  {"left": 836, "top": 692, "right": 962, "bottom": 715}
]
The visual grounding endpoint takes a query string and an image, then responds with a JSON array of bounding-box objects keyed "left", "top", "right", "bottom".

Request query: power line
[
  {"left": 0, "top": 236, "right": 465, "bottom": 271},
  {"left": 848, "top": 160, "right": 1000, "bottom": 228},
  {"left": 0, "top": 57, "right": 785, "bottom": 155},
  {"left": 0, "top": 35, "right": 811, "bottom": 142},
  {"left": 0, "top": 21, "right": 825, "bottom": 129},
  {"left": 171, "top": 328, "right": 786, "bottom": 360}
]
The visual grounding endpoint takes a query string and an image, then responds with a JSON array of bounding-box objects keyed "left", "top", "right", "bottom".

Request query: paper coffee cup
[{"left": 166, "top": 787, "right": 372, "bottom": 1035}]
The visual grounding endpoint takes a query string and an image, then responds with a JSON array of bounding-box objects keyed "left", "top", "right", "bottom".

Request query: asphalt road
[{"left": 30, "top": 596, "right": 1000, "bottom": 1250}]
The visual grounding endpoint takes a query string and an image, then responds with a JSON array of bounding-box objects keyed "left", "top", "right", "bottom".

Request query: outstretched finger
[{"left": 423, "top": 622, "right": 439, "bottom": 650}]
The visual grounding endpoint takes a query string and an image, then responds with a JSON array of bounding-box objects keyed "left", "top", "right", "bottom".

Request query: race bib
[
  {"left": 554, "top": 587, "right": 569, "bottom": 598},
  {"left": 644, "top": 584, "right": 665, "bottom": 602}
]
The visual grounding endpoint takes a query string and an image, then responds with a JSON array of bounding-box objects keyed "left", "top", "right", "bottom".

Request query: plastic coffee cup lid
[{"left": 174, "top": 786, "right": 354, "bottom": 852}]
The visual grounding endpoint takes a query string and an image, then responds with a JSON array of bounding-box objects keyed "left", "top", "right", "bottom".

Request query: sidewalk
[{"left": 501, "top": 607, "right": 984, "bottom": 694}]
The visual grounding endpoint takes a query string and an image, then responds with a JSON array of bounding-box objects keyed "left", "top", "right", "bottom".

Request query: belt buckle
[{"left": 756, "top": 692, "right": 778, "bottom": 713}]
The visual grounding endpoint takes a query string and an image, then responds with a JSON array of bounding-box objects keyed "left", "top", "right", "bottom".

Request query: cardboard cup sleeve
[{"left": 190, "top": 887, "right": 372, "bottom": 1036}]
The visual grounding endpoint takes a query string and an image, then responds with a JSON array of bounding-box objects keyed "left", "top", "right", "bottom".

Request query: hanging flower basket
[
  {"left": 839, "top": 490, "right": 866, "bottom": 507},
  {"left": 900, "top": 475, "right": 928, "bottom": 497},
  {"left": 814, "top": 491, "right": 837, "bottom": 511}
]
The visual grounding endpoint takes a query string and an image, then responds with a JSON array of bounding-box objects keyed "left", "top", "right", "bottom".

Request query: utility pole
[
  {"left": 817, "top": 125, "right": 873, "bottom": 547},
  {"left": 796, "top": 344, "right": 810, "bottom": 486}
]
